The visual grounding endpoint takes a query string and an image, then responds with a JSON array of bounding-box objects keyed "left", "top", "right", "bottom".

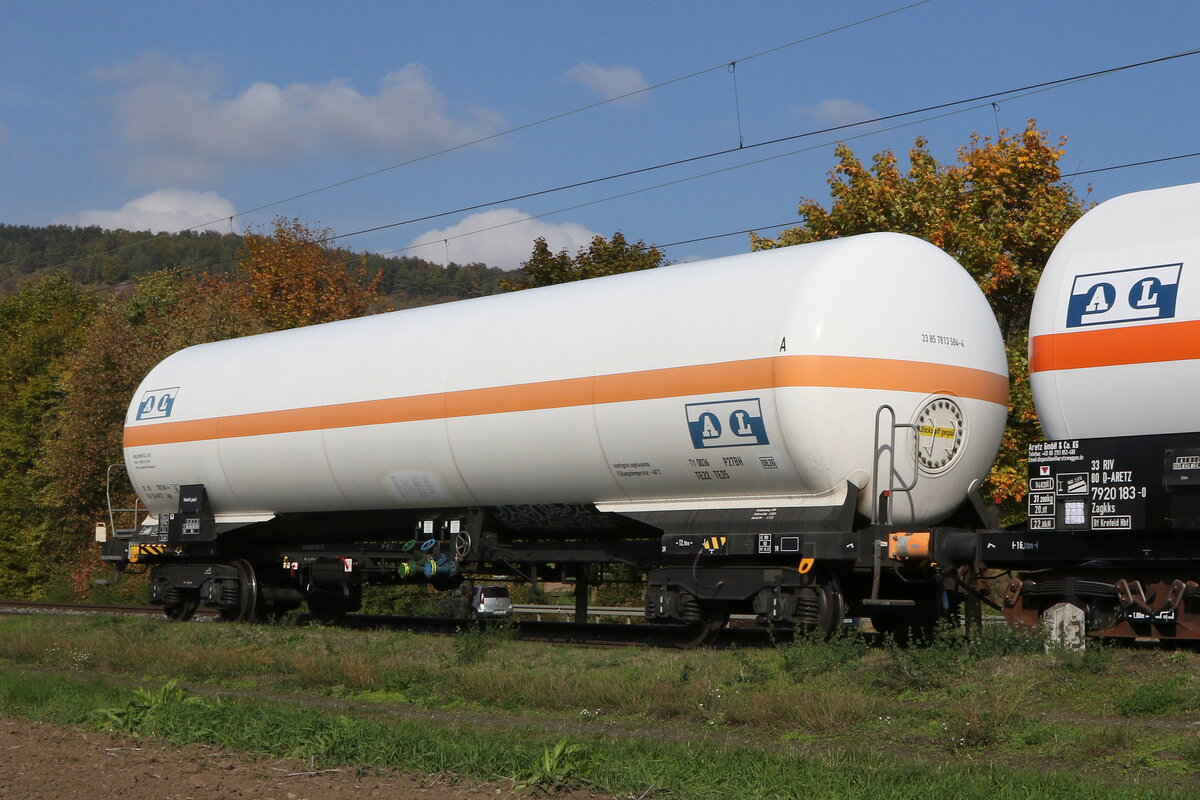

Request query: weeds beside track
[{"left": 1, "top": 613, "right": 1198, "bottom": 798}]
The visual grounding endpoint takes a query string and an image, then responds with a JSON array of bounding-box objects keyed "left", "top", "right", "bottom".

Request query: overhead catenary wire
[
  {"left": 370, "top": 64, "right": 1192, "bottom": 260},
  {"left": 204, "top": 0, "right": 938, "bottom": 227},
  {"left": 69, "top": 146, "right": 1200, "bottom": 299},
  {"left": 25, "top": 40, "right": 1200, "bottom": 277},
  {"left": 1062, "top": 150, "right": 1200, "bottom": 178},
  {"left": 327, "top": 45, "right": 1200, "bottom": 245},
  {"left": 37, "top": 0, "right": 938, "bottom": 278},
  {"left": 652, "top": 151, "right": 1200, "bottom": 252}
]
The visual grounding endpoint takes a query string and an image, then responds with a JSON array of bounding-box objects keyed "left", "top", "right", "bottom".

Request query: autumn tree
[
  {"left": 26, "top": 219, "right": 385, "bottom": 600},
  {"left": 37, "top": 271, "right": 265, "bottom": 599},
  {"left": 503, "top": 232, "right": 664, "bottom": 290},
  {"left": 45, "top": 272, "right": 263, "bottom": 514},
  {"left": 0, "top": 276, "right": 97, "bottom": 597},
  {"left": 753, "top": 120, "right": 1086, "bottom": 517},
  {"left": 239, "top": 217, "right": 381, "bottom": 329}
]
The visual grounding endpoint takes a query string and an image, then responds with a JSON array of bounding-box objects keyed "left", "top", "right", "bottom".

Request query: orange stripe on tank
[
  {"left": 1030, "top": 319, "right": 1200, "bottom": 373},
  {"left": 775, "top": 356, "right": 1008, "bottom": 403},
  {"left": 123, "top": 354, "right": 1008, "bottom": 448},
  {"left": 593, "top": 358, "right": 778, "bottom": 404}
]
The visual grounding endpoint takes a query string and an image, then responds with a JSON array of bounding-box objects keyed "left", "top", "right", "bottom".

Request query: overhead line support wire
[
  {"left": 1061, "top": 151, "right": 1200, "bottom": 178},
  {"left": 657, "top": 155, "right": 1200, "bottom": 253},
  {"left": 729, "top": 61, "right": 745, "bottom": 148},
  {"left": 657, "top": 221, "right": 802, "bottom": 250}
]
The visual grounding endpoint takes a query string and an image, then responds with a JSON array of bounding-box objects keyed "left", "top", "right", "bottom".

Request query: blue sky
[{"left": 2, "top": 1, "right": 1199, "bottom": 269}]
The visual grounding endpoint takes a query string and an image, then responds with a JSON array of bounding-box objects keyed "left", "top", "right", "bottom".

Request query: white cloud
[
  {"left": 409, "top": 208, "right": 599, "bottom": 269},
  {"left": 54, "top": 189, "right": 236, "bottom": 233},
  {"left": 97, "top": 55, "right": 506, "bottom": 183},
  {"left": 565, "top": 63, "right": 649, "bottom": 105},
  {"left": 803, "top": 99, "right": 877, "bottom": 127},
  {"left": 92, "top": 51, "right": 221, "bottom": 91}
]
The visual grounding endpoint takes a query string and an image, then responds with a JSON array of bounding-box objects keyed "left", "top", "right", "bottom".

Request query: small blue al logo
[
  {"left": 686, "top": 398, "right": 769, "bottom": 449},
  {"left": 1066, "top": 263, "right": 1182, "bottom": 328},
  {"left": 136, "top": 387, "right": 180, "bottom": 420}
]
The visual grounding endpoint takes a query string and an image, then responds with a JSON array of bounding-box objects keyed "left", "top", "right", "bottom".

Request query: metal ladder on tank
[
  {"left": 863, "top": 404, "right": 921, "bottom": 609},
  {"left": 102, "top": 463, "right": 147, "bottom": 538}
]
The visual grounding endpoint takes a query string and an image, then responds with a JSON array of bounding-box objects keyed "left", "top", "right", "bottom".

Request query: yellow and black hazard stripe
[{"left": 128, "top": 543, "right": 168, "bottom": 563}]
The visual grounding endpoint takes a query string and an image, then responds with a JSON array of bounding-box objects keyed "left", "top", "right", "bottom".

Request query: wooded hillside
[
  {"left": 0, "top": 220, "right": 510, "bottom": 600},
  {"left": 0, "top": 224, "right": 508, "bottom": 308}
]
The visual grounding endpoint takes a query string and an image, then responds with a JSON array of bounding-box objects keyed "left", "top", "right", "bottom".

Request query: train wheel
[
  {"left": 786, "top": 568, "right": 847, "bottom": 636},
  {"left": 811, "top": 569, "right": 846, "bottom": 636},
  {"left": 163, "top": 590, "right": 199, "bottom": 622},
  {"left": 671, "top": 601, "right": 730, "bottom": 649},
  {"left": 218, "top": 559, "right": 260, "bottom": 623}
]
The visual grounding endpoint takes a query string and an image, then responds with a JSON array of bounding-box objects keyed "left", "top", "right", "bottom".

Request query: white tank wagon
[
  {"left": 991, "top": 182, "right": 1200, "bottom": 641},
  {"left": 107, "top": 232, "right": 1009, "bottom": 637},
  {"left": 1030, "top": 181, "right": 1200, "bottom": 440},
  {"left": 124, "top": 232, "right": 1007, "bottom": 523}
]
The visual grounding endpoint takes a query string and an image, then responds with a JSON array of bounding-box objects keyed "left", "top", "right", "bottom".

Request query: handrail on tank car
[
  {"left": 105, "top": 463, "right": 147, "bottom": 538},
  {"left": 865, "top": 405, "right": 924, "bottom": 609},
  {"left": 872, "top": 405, "right": 919, "bottom": 525}
]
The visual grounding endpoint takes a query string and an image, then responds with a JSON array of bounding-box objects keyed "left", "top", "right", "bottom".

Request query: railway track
[
  {"left": 0, "top": 600, "right": 781, "bottom": 648},
  {"left": 0, "top": 600, "right": 217, "bottom": 618}
]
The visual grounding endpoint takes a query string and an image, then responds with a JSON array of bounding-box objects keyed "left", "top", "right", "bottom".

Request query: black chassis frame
[
  {"left": 976, "top": 431, "right": 1200, "bottom": 639},
  {"left": 106, "top": 481, "right": 974, "bottom": 627}
]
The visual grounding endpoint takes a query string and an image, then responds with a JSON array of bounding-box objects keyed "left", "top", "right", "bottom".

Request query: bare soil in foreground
[{"left": 0, "top": 718, "right": 606, "bottom": 800}]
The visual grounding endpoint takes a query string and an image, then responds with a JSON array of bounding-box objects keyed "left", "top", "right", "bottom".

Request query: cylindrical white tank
[
  {"left": 124, "top": 232, "right": 1008, "bottom": 527},
  {"left": 1030, "top": 182, "right": 1200, "bottom": 440}
]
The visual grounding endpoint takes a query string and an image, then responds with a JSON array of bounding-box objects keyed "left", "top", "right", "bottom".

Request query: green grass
[
  {"left": 0, "top": 614, "right": 1198, "bottom": 798},
  {"left": 0, "top": 666, "right": 1192, "bottom": 800},
  {"left": 1116, "top": 679, "right": 1188, "bottom": 716}
]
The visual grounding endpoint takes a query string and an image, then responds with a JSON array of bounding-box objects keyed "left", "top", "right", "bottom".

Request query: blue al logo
[
  {"left": 686, "top": 398, "right": 769, "bottom": 449},
  {"left": 1066, "top": 263, "right": 1182, "bottom": 328},
  {"left": 136, "top": 387, "right": 180, "bottom": 420}
]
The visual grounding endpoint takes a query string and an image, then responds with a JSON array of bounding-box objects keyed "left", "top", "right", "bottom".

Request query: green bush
[
  {"left": 1176, "top": 732, "right": 1200, "bottom": 769},
  {"left": 1051, "top": 642, "right": 1113, "bottom": 675},
  {"left": 452, "top": 627, "right": 496, "bottom": 666},
  {"left": 777, "top": 630, "right": 868, "bottom": 680},
  {"left": 517, "top": 737, "right": 589, "bottom": 792},
  {"left": 961, "top": 623, "right": 1044, "bottom": 659},
  {"left": 730, "top": 647, "right": 772, "bottom": 684},
  {"left": 1115, "top": 681, "right": 1184, "bottom": 716},
  {"left": 93, "top": 680, "right": 204, "bottom": 733},
  {"left": 358, "top": 584, "right": 444, "bottom": 616}
]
